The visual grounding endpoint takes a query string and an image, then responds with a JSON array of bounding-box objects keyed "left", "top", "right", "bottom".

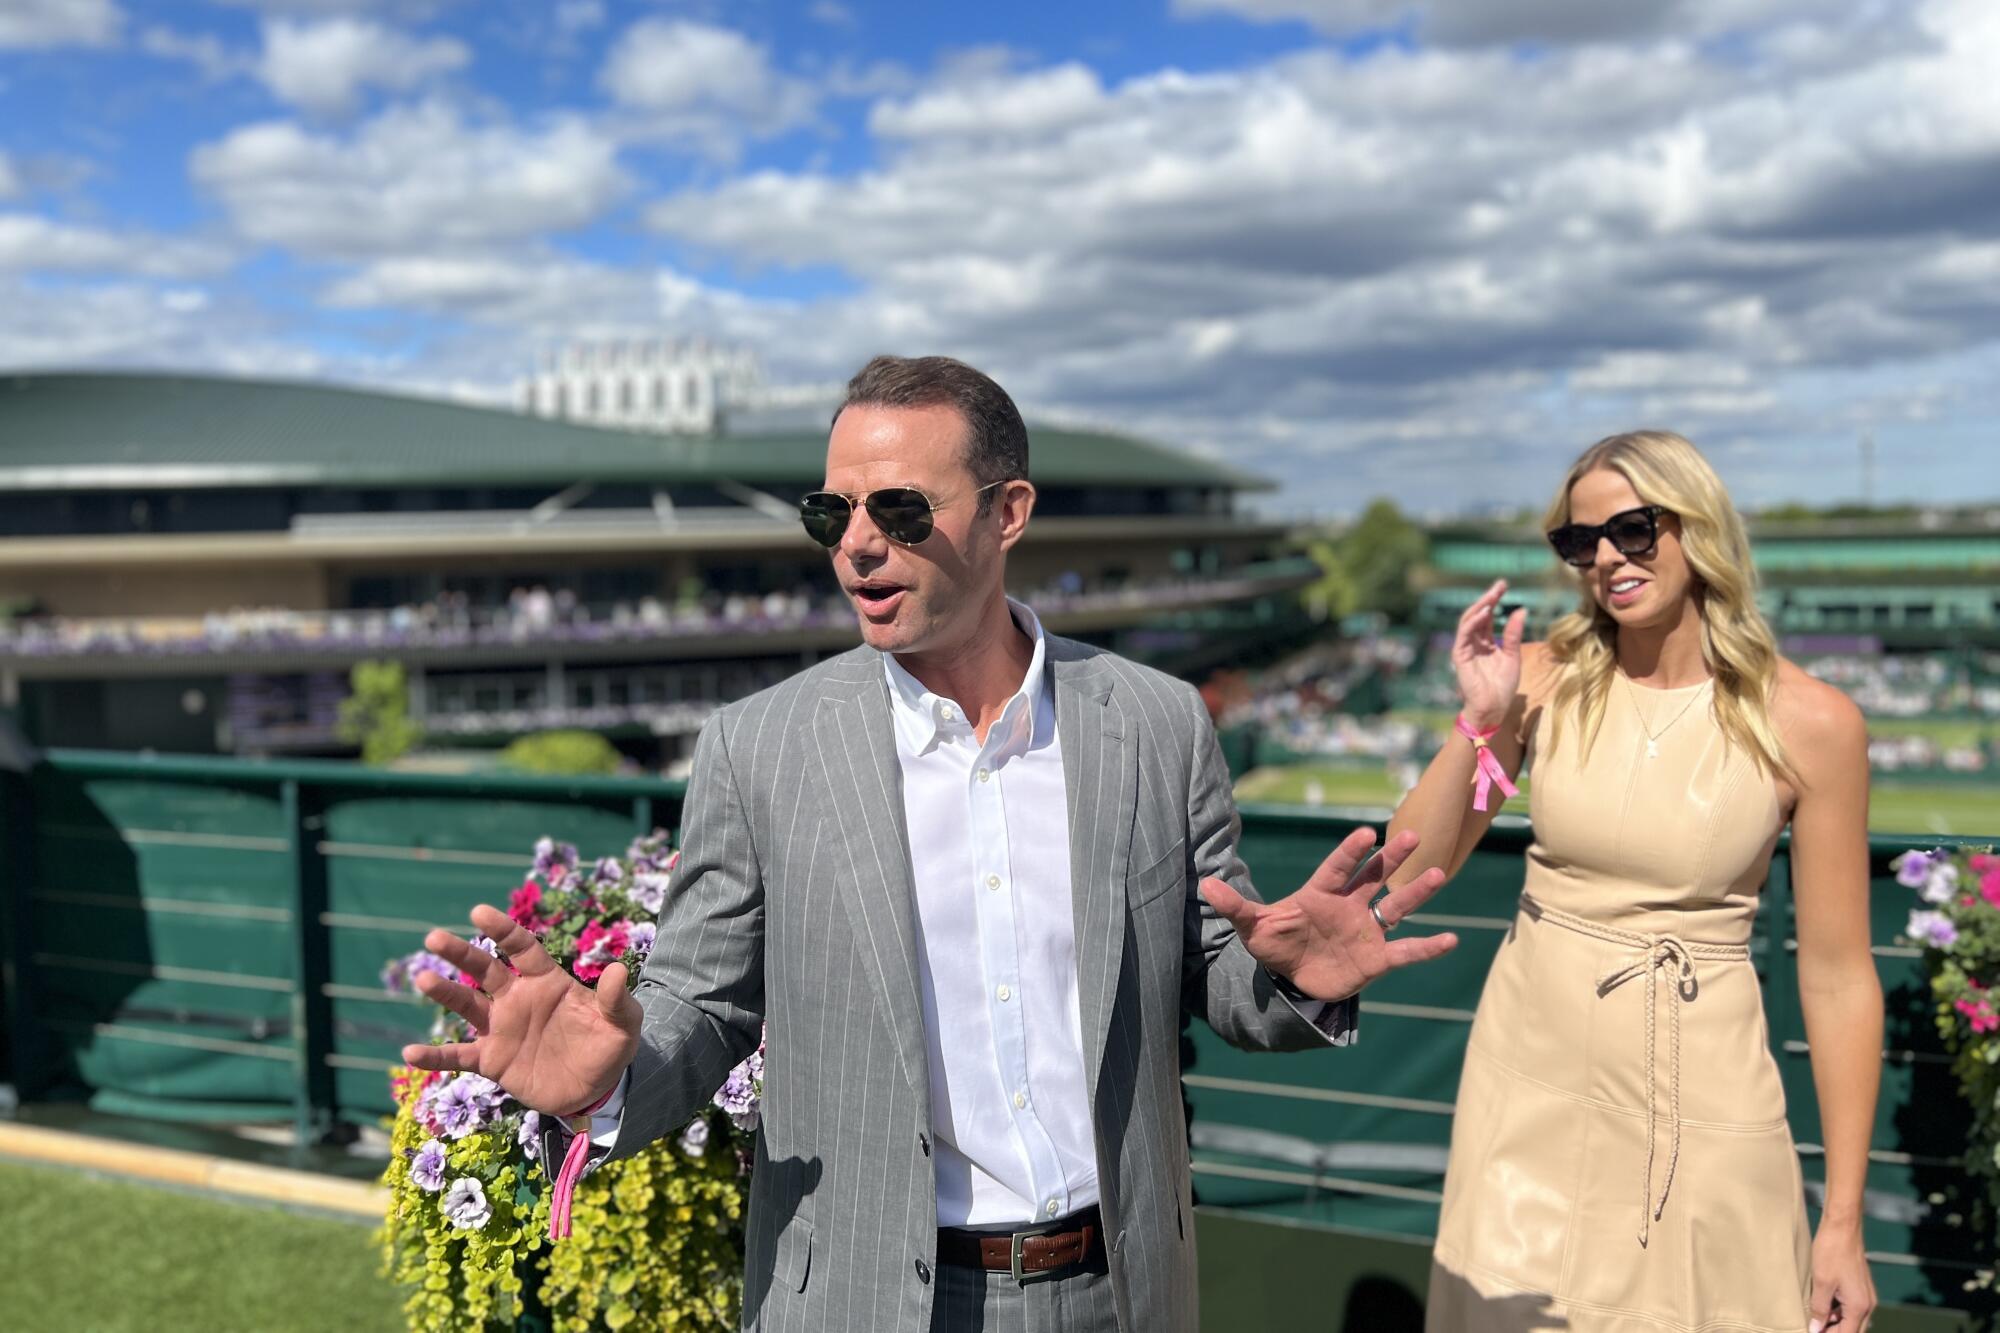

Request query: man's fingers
[
  {"left": 401, "top": 1040, "right": 482, "bottom": 1074},
  {"left": 470, "top": 905, "right": 559, "bottom": 978},
  {"left": 415, "top": 970, "right": 492, "bottom": 1034},
  {"left": 1382, "top": 932, "right": 1458, "bottom": 969},
  {"left": 424, "top": 926, "right": 506, "bottom": 994},
  {"left": 1375, "top": 866, "right": 1449, "bottom": 922},
  {"left": 1198, "top": 877, "right": 1264, "bottom": 935},
  {"left": 593, "top": 961, "right": 641, "bottom": 1028},
  {"left": 1304, "top": 826, "right": 1378, "bottom": 895}
]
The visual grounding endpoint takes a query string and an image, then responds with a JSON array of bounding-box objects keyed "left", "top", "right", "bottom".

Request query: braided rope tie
[{"left": 1525, "top": 894, "right": 1747, "bottom": 1249}]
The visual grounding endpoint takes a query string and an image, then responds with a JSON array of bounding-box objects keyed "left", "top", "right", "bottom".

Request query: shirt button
[
  {"left": 1014, "top": 1091, "right": 1028, "bottom": 1110},
  {"left": 1047, "top": 1199, "right": 1060, "bottom": 1217},
  {"left": 977, "top": 768, "right": 990, "bottom": 783},
  {"left": 914, "top": 1258, "right": 931, "bottom": 1285},
  {"left": 940, "top": 706, "right": 956, "bottom": 721},
  {"left": 986, "top": 874, "right": 1001, "bottom": 890},
  {"left": 996, "top": 984, "right": 1011, "bottom": 1002}
]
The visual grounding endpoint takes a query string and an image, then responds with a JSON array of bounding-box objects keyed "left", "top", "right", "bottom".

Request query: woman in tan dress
[{"left": 1391, "top": 432, "right": 1883, "bottom": 1332}]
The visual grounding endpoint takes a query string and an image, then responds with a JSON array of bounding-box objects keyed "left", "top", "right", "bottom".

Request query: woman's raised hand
[{"left": 1452, "top": 579, "right": 1527, "bottom": 731}]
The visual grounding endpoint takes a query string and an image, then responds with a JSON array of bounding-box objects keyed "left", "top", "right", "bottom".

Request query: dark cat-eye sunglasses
[{"left": 1546, "top": 504, "right": 1669, "bottom": 568}]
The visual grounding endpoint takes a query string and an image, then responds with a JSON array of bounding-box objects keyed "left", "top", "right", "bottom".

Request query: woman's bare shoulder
[{"left": 1770, "top": 658, "right": 1866, "bottom": 760}]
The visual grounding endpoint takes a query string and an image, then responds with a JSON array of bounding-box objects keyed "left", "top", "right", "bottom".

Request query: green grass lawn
[
  {"left": 0, "top": 1158, "right": 402, "bottom": 1333},
  {"left": 1236, "top": 763, "right": 1997, "bottom": 837}
]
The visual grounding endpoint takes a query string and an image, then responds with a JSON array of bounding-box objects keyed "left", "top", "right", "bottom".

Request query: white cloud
[
  {"left": 0, "top": 0, "right": 122, "bottom": 48},
  {"left": 555, "top": 1, "right": 604, "bottom": 35},
  {"left": 1170, "top": 0, "right": 1832, "bottom": 47},
  {"left": 257, "top": 17, "right": 469, "bottom": 115},
  {"left": 0, "top": 276, "right": 322, "bottom": 375},
  {"left": 598, "top": 18, "right": 817, "bottom": 153},
  {"left": 809, "top": 1, "right": 857, "bottom": 27},
  {"left": 627, "top": 0, "right": 2000, "bottom": 511},
  {"left": 190, "top": 101, "right": 626, "bottom": 259},
  {"left": 140, "top": 25, "right": 248, "bottom": 80},
  {"left": 0, "top": 213, "right": 232, "bottom": 277}
]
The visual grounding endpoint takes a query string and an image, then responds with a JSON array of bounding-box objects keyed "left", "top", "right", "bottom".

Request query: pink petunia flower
[
  {"left": 573, "top": 920, "right": 632, "bottom": 982},
  {"left": 509, "top": 878, "right": 554, "bottom": 932},
  {"left": 1980, "top": 869, "right": 2000, "bottom": 910}
]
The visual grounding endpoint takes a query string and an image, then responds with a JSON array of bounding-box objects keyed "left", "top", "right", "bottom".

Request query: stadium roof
[{"left": 0, "top": 372, "right": 1270, "bottom": 493}]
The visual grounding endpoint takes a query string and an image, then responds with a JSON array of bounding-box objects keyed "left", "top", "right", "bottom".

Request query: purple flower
[
  {"left": 631, "top": 873, "right": 669, "bottom": 916},
  {"left": 592, "top": 856, "right": 623, "bottom": 886},
  {"left": 629, "top": 921, "right": 657, "bottom": 960},
  {"left": 532, "top": 837, "right": 579, "bottom": 881},
  {"left": 678, "top": 1118, "right": 710, "bottom": 1158},
  {"left": 381, "top": 950, "right": 459, "bottom": 997},
  {"left": 411, "top": 1139, "right": 448, "bottom": 1192},
  {"left": 442, "top": 1177, "right": 491, "bottom": 1230},
  {"left": 518, "top": 1110, "right": 542, "bottom": 1162},
  {"left": 427, "top": 1073, "right": 503, "bottom": 1139},
  {"left": 1893, "top": 849, "right": 1937, "bottom": 888},
  {"left": 1907, "top": 909, "right": 1959, "bottom": 949},
  {"left": 713, "top": 1046, "right": 764, "bottom": 1131},
  {"left": 470, "top": 935, "right": 502, "bottom": 961}
]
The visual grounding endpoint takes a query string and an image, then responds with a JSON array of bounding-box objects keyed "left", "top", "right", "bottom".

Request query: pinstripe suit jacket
[{"left": 610, "top": 635, "right": 1356, "bottom": 1332}]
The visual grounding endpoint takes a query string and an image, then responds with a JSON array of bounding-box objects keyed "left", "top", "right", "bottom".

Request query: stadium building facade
[{"left": 0, "top": 372, "right": 1313, "bottom": 763}]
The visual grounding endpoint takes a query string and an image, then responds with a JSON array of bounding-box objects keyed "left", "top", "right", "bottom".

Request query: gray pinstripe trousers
[{"left": 928, "top": 1256, "right": 1121, "bottom": 1333}]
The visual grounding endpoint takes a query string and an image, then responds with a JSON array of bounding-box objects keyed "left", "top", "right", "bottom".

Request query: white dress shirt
[{"left": 886, "top": 598, "right": 1097, "bottom": 1228}]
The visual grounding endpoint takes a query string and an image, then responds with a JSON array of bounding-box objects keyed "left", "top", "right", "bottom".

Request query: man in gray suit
[{"left": 405, "top": 355, "right": 1458, "bottom": 1332}]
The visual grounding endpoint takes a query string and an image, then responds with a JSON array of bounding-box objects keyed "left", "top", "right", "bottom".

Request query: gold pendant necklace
[{"left": 1621, "top": 673, "right": 1709, "bottom": 759}]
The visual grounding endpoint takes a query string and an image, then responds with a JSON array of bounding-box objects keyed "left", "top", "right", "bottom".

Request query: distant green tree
[
  {"left": 1303, "top": 499, "right": 1429, "bottom": 623},
  {"left": 501, "top": 729, "right": 624, "bottom": 777},
  {"left": 336, "top": 660, "right": 423, "bottom": 766}
]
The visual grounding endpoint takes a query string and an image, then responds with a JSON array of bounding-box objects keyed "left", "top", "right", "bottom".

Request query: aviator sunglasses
[
  {"left": 1546, "top": 504, "right": 1669, "bottom": 568},
  {"left": 798, "top": 480, "right": 1007, "bottom": 548}
]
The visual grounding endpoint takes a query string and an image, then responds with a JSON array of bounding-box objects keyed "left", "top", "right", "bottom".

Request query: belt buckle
[{"left": 1008, "top": 1217, "right": 1063, "bottom": 1286}]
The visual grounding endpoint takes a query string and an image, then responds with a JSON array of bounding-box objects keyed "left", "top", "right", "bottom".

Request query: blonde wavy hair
[{"left": 1541, "top": 430, "right": 1794, "bottom": 783}]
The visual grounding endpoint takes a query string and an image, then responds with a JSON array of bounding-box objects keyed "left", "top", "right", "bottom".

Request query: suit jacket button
[
  {"left": 919, "top": 1133, "right": 930, "bottom": 1157},
  {"left": 914, "top": 1259, "right": 931, "bottom": 1285}
]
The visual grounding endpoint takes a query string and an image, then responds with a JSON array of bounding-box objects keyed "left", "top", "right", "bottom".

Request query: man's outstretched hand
[
  {"left": 400, "top": 904, "right": 641, "bottom": 1116},
  {"left": 1200, "top": 826, "right": 1457, "bottom": 1002}
]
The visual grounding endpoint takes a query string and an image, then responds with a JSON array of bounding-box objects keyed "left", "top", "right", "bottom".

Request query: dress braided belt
[{"left": 1521, "top": 892, "right": 1752, "bottom": 1248}]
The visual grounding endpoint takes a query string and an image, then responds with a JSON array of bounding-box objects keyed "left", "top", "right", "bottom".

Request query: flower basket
[
  {"left": 376, "top": 833, "right": 761, "bottom": 1331},
  {"left": 1894, "top": 844, "right": 2000, "bottom": 1293}
]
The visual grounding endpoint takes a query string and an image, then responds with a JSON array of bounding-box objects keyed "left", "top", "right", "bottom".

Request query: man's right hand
[{"left": 400, "top": 904, "right": 641, "bottom": 1116}]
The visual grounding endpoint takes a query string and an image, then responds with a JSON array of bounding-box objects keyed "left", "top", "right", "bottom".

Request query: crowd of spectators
[{"left": 1209, "top": 638, "right": 2000, "bottom": 779}]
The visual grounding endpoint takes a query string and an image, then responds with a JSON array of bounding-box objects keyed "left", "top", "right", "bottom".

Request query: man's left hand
[{"left": 1199, "top": 826, "right": 1457, "bottom": 1002}]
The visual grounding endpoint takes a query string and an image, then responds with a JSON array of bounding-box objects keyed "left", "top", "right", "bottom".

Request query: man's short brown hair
[{"left": 835, "top": 355, "right": 1029, "bottom": 513}]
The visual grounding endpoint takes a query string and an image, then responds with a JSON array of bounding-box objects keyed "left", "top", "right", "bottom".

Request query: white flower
[
  {"left": 442, "top": 1176, "right": 491, "bottom": 1230},
  {"left": 677, "top": 1118, "right": 710, "bottom": 1159},
  {"left": 1921, "top": 862, "right": 1960, "bottom": 905}
]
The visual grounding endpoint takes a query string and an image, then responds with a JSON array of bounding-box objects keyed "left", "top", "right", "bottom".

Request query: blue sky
[{"left": 3, "top": 0, "right": 1998, "bottom": 516}]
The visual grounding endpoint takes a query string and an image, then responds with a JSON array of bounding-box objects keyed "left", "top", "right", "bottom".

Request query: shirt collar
[{"left": 883, "top": 597, "right": 1048, "bottom": 755}]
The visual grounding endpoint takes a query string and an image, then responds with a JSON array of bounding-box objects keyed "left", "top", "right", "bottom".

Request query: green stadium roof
[{"left": 0, "top": 371, "right": 1270, "bottom": 493}]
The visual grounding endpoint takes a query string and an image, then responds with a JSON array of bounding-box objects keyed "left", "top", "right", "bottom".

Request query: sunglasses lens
[
  {"left": 1608, "top": 511, "right": 1657, "bottom": 554},
  {"left": 799, "top": 493, "right": 850, "bottom": 547},
  {"left": 1549, "top": 526, "right": 1595, "bottom": 566},
  {"left": 866, "top": 487, "right": 935, "bottom": 544}
]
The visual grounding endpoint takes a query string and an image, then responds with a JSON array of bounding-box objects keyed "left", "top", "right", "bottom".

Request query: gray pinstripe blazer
[{"left": 610, "top": 634, "right": 1355, "bottom": 1332}]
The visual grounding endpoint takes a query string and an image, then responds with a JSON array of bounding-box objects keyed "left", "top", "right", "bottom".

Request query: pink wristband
[
  {"left": 1454, "top": 714, "right": 1520, "bottom": 813},
  {"left": 564, "top": 1086, "right": 614, "bottom": 1118}
]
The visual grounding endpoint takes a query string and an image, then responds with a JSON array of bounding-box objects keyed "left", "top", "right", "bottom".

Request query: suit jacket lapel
[
  {"left": 1054, "top": 651, "right": 1136, "bottom": 1106},
  {"left": 808, "top": 666, "right": 931, "bottom": 1107}
]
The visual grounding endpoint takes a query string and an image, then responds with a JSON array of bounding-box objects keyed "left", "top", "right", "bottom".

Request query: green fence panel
[{"left": 0, "top": 749, "right": 1990, "bottom": 1322}]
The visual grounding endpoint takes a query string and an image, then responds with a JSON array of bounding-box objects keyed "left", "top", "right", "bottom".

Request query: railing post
[
  {"left": 0, "top": 762, "right": 42, "bottom": 1099},
  {"left": 282, "top": 778, "right": 336, "bottom": 1143},
  {"left": 632, "top": 794, "right": 654, "bottom": 839}
]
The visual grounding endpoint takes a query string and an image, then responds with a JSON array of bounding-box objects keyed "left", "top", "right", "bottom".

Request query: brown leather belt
[{"left": 936, "top": 1206, "right": 1102, "bottom": 1281}]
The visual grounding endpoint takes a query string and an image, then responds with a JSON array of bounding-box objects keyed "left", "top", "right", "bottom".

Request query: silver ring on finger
[{"left": 1370, "top": 898, "right": 1394, "bottom": 934}]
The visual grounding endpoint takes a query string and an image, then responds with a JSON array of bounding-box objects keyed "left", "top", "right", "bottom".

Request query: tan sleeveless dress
[{"left": 1427, "top": 671, "right": 1813, "bottom": 1332}]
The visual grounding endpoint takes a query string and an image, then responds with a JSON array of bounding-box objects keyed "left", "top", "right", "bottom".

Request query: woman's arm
[
  {"left": 1782, "top": 667, "right": 1881, "bottom": 1332},
  {"left": 1387, "top": 579, "right": 1535, "bottom": 885}
]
